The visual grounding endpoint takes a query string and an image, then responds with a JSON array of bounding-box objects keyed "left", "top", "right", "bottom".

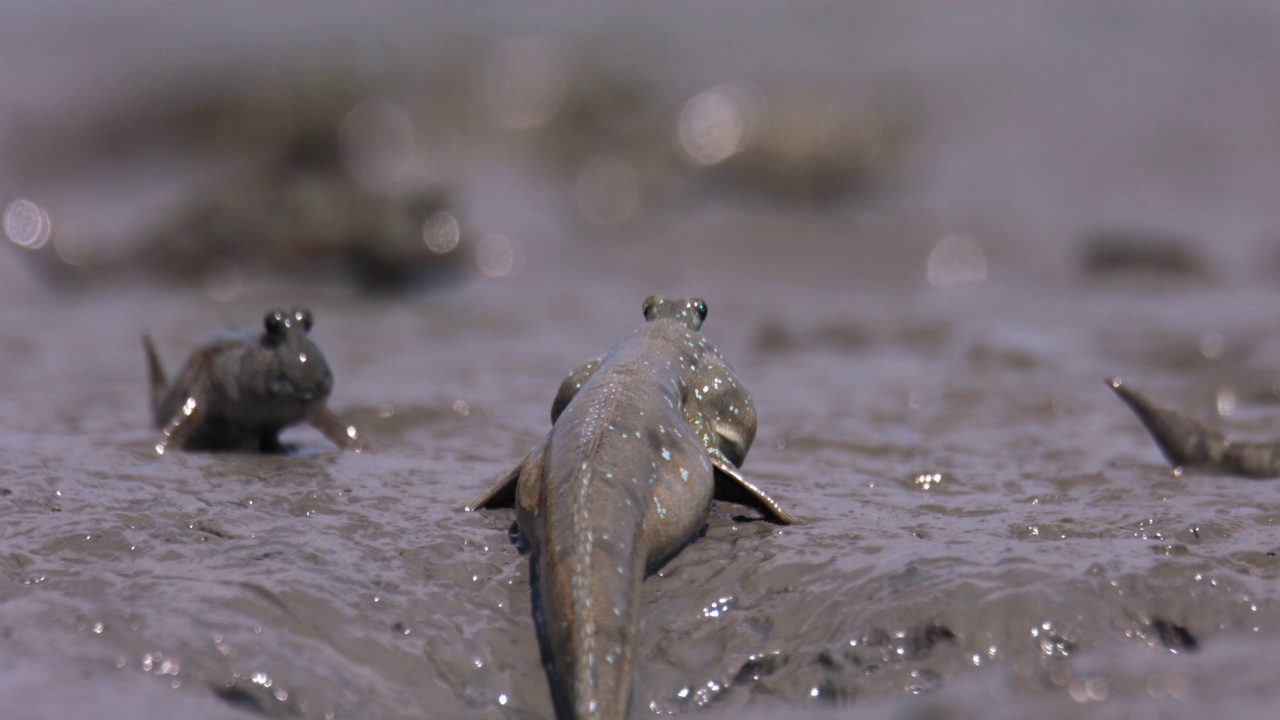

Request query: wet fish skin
[
  {"left": 471, "top": 296, "right": 794, "bottom": 720},
  {"left": 1108, "top": 377, "right": 1280, "bottom": 478},
  {"left": 144, "top": 309, "right": 363, "bottom": 453}
]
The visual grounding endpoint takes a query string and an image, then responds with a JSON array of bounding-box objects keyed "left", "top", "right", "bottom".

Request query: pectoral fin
[
  {"left": 155, "top": 396, "right": 205, "bottom": 455},
  {"left": 309, "top": 407, "right": 367, "bottom": 451},
  {"left": 709, "top": 448, "right": 797, "bottom": 525},
  {"left": 551, "top": 357, "right": 602, "bottom": 423},
  {"left": 466, "top": 460, "right": 522, "bottom": 511},
  {"left": 468, "top": 438, "right": 552, "bottom": 514}
]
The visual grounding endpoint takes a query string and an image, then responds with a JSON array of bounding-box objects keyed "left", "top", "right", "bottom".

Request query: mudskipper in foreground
[
  {"left": 1109, "top": 377, "right": 1280, "bottom": 478},
  {"left": 469, "top": 296, "right": 796, "bottom": 720},
  {"left": 144, "top": 309, "right": 363, "bottom": 454}
]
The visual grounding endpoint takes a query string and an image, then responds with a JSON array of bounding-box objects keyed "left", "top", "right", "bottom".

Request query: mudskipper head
[
  {"left": 256, "top": 309, "right": 334, "bottom": 406},
  {"left": 642, "top": 295, "right": 708, "bottom": 331}
]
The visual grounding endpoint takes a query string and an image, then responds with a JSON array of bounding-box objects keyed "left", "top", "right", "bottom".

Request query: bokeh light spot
[
  {"left": 423, "top": 212, "right": 461, "bottom": 254},
  {"left": 476, "top": 233, "right": 524, "bottom": 279},
  {"left": 202, "top": 258, "right": 245, "bottom": 303},
  {"left": 1216, "top": 386, "right": 1236, "bottom": 417},
  {"left": 574, "top": 155, "right": 640, "bottom": 227},
  {"left": 338, "top": 99, "right": 418, "bottom": 194},
  {"left": 483, "top": 36, "right": 569, "bottom": 131},
  {"left": 677, "top": 83, "right": 764, "bottom": 166},
  {"left": 1199, "top": 331, "right": 1225, "bottom": 359},
  {"left": 51, "top": 219, "right": 89, "bottom": 265},
  {"left": 926, "top": 234, "right": 987, "bottom": 287},
  {"left": 4, "top": 199, "right": 52, "bottom": 250}
]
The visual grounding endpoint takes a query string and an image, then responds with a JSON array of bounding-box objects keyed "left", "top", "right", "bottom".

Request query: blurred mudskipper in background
[{"left": 144, "top": 308, "right": 363, "bottom": 454}]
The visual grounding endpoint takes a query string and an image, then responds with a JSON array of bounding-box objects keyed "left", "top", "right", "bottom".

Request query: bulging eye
[
  {"left": 296, "top": 309, "right": 314, "bottom": 332},
  {"left": 642, "top": 296, "right": 656, "bottom": 320},
  {"left": 264, "top": 311, "right": 285, "bottom": 335},
  {"left": 695, "top": 301, "right": 708, "bottom": 321}
]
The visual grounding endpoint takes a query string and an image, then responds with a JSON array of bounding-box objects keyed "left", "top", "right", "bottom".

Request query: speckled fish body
[
  {"left": 471, "top": 297, "right": 794, "bottom": 720},
  {"left": 144, "top": 309, "right": 362, "bottom": 453},
  {"left": 1109, "top": 377, "right": 1280, "bottom": 478}
]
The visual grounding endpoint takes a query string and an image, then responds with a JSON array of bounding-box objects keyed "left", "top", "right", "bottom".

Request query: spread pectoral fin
[
  {"left": 309, "top": 407, "right": 367, "bottom": 451},
  {"left": 709, "top": 448, "right": 797, "bottom": 525},
  {"left": 155, "top": 397, "right": 205, "bottom": 455},
  {"left": 467, "top": 460, "right": 522, "bottom": 511},
  {"left": 467, "top": 440, "right": 547, "bottom": 512}
]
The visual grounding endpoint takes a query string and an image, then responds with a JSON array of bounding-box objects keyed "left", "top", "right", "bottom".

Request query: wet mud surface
[{"left": 4, "top": 4, "right": 1280, "bottom": 720}]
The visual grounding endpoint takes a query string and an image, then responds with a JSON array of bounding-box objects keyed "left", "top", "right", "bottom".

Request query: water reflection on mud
[{"left": 4, "top": 4, "right": 1280, "bottom": 720}]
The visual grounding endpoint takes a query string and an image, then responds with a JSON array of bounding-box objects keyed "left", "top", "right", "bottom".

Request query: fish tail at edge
[
  {"left": 542, "top": 508, "right": 646, "bottom": 720},
  {"left": 1108, "top": 377, "right": 1225, "bottom": 468}
]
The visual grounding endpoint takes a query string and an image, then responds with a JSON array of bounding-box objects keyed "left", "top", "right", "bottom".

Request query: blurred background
[{"left": 6, "top": 3, "right": 1280, "bottom": 297}]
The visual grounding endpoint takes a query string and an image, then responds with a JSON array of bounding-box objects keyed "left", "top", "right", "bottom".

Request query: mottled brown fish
[
  {"left": 470, "top": 296, "right": 795, "bottom": 720},
  {"left": 144, "top": 309, "right": 363, "bottom": 454},
  {"left": 1109, "top": 377, "right": 1280, "bottom": 477}
]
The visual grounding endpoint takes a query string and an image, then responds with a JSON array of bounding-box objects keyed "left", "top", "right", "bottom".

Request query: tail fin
[
  {"left": 540, "top": 504, "right": 645, "bottom": 720},
  {"left": 1108, "top": 378, "right": 1225, "bottom": 469}
]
